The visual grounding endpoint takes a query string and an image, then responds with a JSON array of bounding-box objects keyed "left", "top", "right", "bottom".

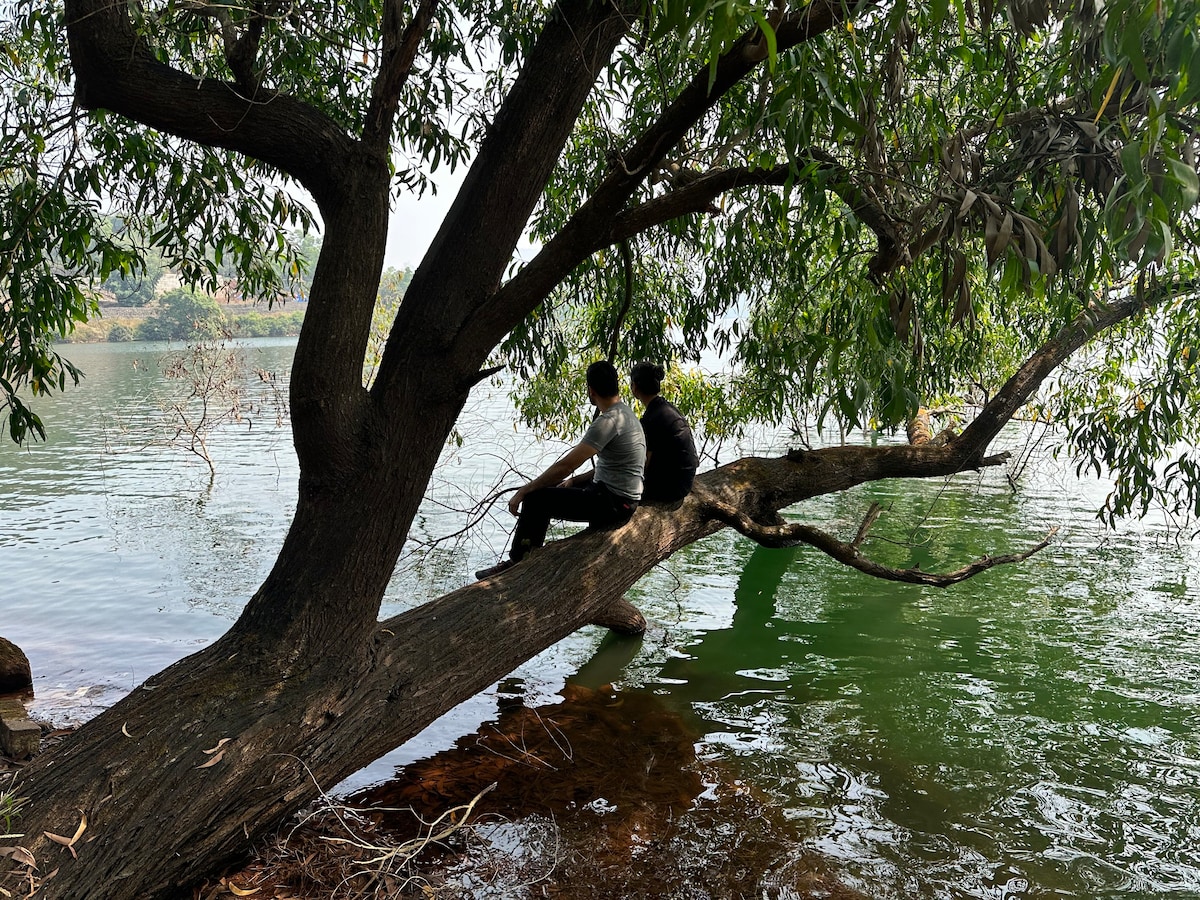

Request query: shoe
[{"left": 475, "top": 559, "right": 517, "bottom": 580}]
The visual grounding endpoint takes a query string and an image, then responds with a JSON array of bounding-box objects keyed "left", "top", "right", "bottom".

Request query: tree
[
  {"left": 135, "top": 287, "right": 226, "bottom": 341},
  {"left": 98, "top": 218, "right": 166, "bottom": 305},
  {"left": 2, "top": 0, "right": 1199, "bottom": 897},
  {"left": 102, "top": 271, "right": 156, "bottom": 306},
  {"left": 0, "top": 6, "right": 310, "bottom": 442}
]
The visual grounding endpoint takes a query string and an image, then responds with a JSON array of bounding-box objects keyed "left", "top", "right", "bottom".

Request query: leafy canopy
[
  {"left": 502, "top": 0, "right": 1200, "bottom": 521},
  {"left": 2, "top": 0, "right": 1200, "bottom": 519},
  {"left": 0, "top": 1, "right": 315, "bottom": 440}
]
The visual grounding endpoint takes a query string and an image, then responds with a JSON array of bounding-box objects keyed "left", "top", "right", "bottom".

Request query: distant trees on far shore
[
  {"left": 73, "top": 288, "right": 306, "bottom": 344},
  {"left": 82, "top": 264, "right": 414, "bottom": 344}
]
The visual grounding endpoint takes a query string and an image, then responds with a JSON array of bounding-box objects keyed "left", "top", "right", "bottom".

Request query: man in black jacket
[{"left": 629, "top": 362, "right": 699, "bottom": 504}]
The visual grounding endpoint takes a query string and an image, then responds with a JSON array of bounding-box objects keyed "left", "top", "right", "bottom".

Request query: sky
[
  {"left": 383, "top": 170, "right": 465, "bottom": 271},
  {"left": 383, "top": 165, "right": 542, "bottom": 273}
]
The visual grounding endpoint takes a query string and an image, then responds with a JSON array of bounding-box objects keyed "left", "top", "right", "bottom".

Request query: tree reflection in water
[{"left": 341, "top": 545, "right": 863, "bottom": 899}]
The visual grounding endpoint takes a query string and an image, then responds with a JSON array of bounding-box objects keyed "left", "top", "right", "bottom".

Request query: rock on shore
[{"left": 0, "top": 637, "right": 32, "bottom": 694}]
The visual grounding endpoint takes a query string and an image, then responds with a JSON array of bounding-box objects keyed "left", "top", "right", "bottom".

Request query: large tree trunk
[
  {"left": 10, "top": 258, "right": 1144, "bottom": 897},
  {"left": 0, "top": 378, "right": 1123, "bottom": 899},
  {"left": 5, "top": 281, "right": 1143, "bottom": 897}
]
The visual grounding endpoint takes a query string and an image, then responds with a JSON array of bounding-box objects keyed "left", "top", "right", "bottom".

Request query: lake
[{"left": 2, "top": 339, "right": 1198, "bottom": 898}]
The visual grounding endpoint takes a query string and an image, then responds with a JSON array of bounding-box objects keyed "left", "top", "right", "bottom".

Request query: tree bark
[{"left": 0, "top": 448, "right": 954, "bottom": 899}]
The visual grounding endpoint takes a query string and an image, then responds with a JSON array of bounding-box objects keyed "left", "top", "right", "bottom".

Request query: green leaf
[{"left": 1167, "top": 157, "right": 1200, "bottom": 209}]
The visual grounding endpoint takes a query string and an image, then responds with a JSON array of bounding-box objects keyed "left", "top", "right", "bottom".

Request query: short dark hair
[
  {"left": 630, "top": 361, "right": 665, "bottom": 395},
  {"left": 586, "top": 360, "right": 620, "bottom": 398}
]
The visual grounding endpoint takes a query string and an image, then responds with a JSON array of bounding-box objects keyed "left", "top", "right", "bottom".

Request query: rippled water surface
[{"left": 3, "top": 339, "right": 1199, "bottom": 898}]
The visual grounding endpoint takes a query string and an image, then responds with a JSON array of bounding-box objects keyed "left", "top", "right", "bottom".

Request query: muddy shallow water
[{"left": 348, "top": 681, "right": 864, "bottom": 899}]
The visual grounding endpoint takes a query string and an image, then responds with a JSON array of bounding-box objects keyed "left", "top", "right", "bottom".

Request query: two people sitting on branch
[
  {"left": 474, "top": 360, "right": 700, "bottom": 582},
  {"left": 475, "top": 360, "right": 645, "bottom": 580}
]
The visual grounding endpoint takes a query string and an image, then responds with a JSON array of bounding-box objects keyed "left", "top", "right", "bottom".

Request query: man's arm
[
  {"left": 565, "top": 468, "right": 594, "bottom": 488},
  {"left": 509, "top": 443, "right": 598, "bottom": 515}
]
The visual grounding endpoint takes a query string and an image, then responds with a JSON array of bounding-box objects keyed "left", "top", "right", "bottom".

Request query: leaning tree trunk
[
  {"left": 0, "top": 444, "right": 1042, "bottom": 897},
  {"left": 3, "top": 0, "right": 1156, "bottom": 892}
]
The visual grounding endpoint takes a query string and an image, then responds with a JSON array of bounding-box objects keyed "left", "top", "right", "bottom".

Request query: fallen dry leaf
[
  {"left": 0, "top": 846, "right": 35, "bottom": 868},
  {"left": 195, "top": 748, "right": 226, "bottom": 769},
  {"left": 69, "top": 813, "right": 87, "bottom": 846},
  {"left": 42, "top": 832, "right": 77, "bottom": 859}
]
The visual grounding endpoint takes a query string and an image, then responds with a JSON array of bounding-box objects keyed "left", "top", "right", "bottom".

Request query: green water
[
  {"left": 2, "top": 340, "right": 1198, "bottom": 897},
  {"left": 549, "top": 479, "right": 1200, "bottom": 898}
]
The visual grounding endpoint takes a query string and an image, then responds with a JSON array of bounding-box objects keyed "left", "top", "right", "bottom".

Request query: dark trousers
[
  {"left": 510, "top": 482, "right": 638, "bottom": 561},
  {"left": 642, "top": 468, "right": 697, "bottom": 504}
]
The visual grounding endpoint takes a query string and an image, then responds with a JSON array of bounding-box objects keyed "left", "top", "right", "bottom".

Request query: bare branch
[
  {"left": 701, "top": 494, "right": 1059, "bottom": 587},
  {"left": 463, "top": 364, "right": 505, "bottom": 390},
  {"left": 851, "top": 502, "right": 882, "bottom": 550}
]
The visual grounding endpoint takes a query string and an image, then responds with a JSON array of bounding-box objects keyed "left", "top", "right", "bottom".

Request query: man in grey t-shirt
[{"left": 475, "top": 361, "right": 646, "bottom": 580}]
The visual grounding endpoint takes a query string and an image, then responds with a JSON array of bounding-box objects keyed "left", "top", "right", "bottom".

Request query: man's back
[{"left": 582, "top": 400, "right": 645, "bottom": 501}]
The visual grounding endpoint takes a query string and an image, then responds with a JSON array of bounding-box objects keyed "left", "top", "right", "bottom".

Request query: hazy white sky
[{"left": 383, "top": 170, "right": 465, "bottom": 271}]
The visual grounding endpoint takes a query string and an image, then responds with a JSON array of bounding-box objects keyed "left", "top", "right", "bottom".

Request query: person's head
[
  {"left": 585, "top": 360, "right": 620, "bottom": 404},
  {"left": 629, "top": 361, "right": 665, "bottom": 400}
]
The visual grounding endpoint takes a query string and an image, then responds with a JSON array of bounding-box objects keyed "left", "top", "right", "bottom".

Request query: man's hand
[{"left": 507, "top": 443, "right": 596, "bottom": 516}]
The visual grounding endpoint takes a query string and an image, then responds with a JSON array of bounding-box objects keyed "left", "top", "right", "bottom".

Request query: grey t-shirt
[{"left": 581, "top": 401, "right": 646, "bottom": 500}]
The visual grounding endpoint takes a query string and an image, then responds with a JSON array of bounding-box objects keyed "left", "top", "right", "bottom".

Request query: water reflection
[
  {"left": 352, "top": 661, "right": 856, "bottom": 897},
  {"left": 354, "top": 519, "right": 1200, "bottom": 899},
  {"left": 0, "top": 340, "right": 300, "bottom": 720}
]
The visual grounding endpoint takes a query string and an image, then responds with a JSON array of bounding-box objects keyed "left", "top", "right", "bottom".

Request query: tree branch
[
  {"left": 339, "top": 438, "right": 1066, "bottom": 784},
  {"left": 64, "top": 0, "right": 356, "bottom": 212},
  {"left": 607, "top": 165, "right": 790, "bottom": 240},
  {"left": 364, "top": 0, "right": 438, "bottom": 151},
  {"left": 376, "top": 0, "right": 635, "bottom": 388},
  {"left": 700, "top": 492, "right": 1058, "bottom": 586},
  {"left": 474, "top": 0, "right": 872, "bottom": 351},
  {"left": 606, "top": 240, "right": 635, "bottom": 362},
  {"left": 599, "top": 150, "right": 905, "bottom": 278},
  {"left": 953, "top": 287, "right": 1158, "bottom": 457},
  {"left": 181, "top": 0, "right": 265, "bottom": 93}
]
